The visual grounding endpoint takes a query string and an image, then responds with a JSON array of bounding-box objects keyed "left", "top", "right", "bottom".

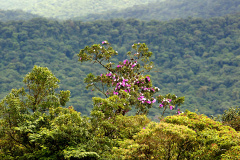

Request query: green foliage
[
  {"left": 0, "top": 65, "right": 150, "bottom": 159},
  {"left": 1, "top": 14, "right": 240, "bottom": 118},
  {"left": 162, "top": 110, "right": 240, "bottom": 159},
  {"left": 221, "top": 145, "right": 240, "bottom": 159},
  {"left": 88, "top": 114, "right": 151, "bottom": 158},
  {"left": 0, "top": 47, "right": 240, "bottom": 159},
  {"left": 0, "top": 66, "right": 98, "bottom": 159},
  {"left": 222, "top": 106, "right": 240, "bottom": 131},
  {"left": 63, "top": 147, "right": 100, "bottom": 160},
  {"left": 112, "top": 111, "right": 240, "bottom": 159},
  {"left": 112, "top": 121, "right": 198, "bottom": 159}
]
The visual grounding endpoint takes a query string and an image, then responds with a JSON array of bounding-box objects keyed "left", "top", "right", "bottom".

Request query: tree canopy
[
  {"left": 1, "top": 14, "right": 240, "bottom": 118},
  {"left": 0, "top": 62, "right": 239, "bottom": 159}
]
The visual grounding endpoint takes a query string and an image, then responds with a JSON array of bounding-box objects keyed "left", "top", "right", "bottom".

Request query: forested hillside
[
  {"left": 78, "top": 0, "right": 240, "bottom": 21},
  {"left": 0, "top": 10, "right": 40, "bottom": 22},
  {"left": 1, "top": 13, "right": 240, "bottom": 118},
  {"left": 0, "top": 0, "right": 159, "bottom": 19}
]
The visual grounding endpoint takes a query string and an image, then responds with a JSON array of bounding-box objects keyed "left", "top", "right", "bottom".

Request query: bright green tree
[
  {"left": 0, "top": 66, "right": 98, "bottom": 159},
  {"left": 112, "top": 111, "right": 240, "bottom": 159}
]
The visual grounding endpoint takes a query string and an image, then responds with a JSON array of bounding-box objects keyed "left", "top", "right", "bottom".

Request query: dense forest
[
  {"left": 1, "top": 13, "right": 240, "bottom": 118},
  {"left": 78, "top": 0, "right": 240, "bottom": 21},
  {"left": 1, "top": 1, "right": 240, "bottom": 159},
  {"left": 0, "top": 46, "right": 240, "bottom": 159}
]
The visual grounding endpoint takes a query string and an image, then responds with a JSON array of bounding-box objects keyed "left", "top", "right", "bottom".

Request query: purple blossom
[
  {"left": 177, "top": 109, "right": 181, "bottom": 115},
  {"left": 146, "top": 101, "right": 151, "bottom": 104},
  {"left": 138, "top": 96, "right": 146, "bottom": 102},
  {"left": 169, "top": 106, "right": 173, "bottom": 110},
  {"left": 113, "top": 91, "right": 118, "bottom": 95},
  {"left": 152, "top": 99, "right": 156, "bottom": 103},
  {"left": 159, "top": 104, "right": 163, "bottom": 108},
  {"left": 146, "top": 76, "right": 151, "bottom": 82}
]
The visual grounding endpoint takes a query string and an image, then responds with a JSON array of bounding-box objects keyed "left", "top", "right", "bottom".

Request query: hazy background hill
[
  {"left": 0, "top": 0, "right": 239, "bottom": 21},
  {"left": 77, "top": 0, "right": 240, "bottom": 21},
  {"left": 0, "top": 9, "right": 40, "bottom": 22},
  {"left": 0, "top": 13, "right": 240, "bottom": 118},
  {"left": 0, "top": 0, "right": 159, "bottom": 20}
]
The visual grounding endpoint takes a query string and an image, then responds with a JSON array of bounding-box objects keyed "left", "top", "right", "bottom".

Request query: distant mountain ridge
[
  {"left": 77, "top": 0, "right": 240, "bottom": 21},
  {"left": 1, "top": 0, "right": 239, "bottom": 21},
  {"left": 0, "top": 0, "right": 159, "bottom": 20}
]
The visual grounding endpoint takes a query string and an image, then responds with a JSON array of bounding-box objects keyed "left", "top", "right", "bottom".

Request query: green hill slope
[
  {"left": 1, "top": 13, "right": 240, "bottom": 118},
  {"left": 78, "top": 0, "right": 240, "bottom": 21},
  {"left": 0, "top": 9, "right": 40, "bottom": 21},
  {"left": 0, "top": 0, "right": 159, "bottom": 19}
]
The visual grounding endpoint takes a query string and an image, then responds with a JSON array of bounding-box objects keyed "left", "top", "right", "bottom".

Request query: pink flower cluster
[
  {"left": 134, "top": 76, "right": 152, "bottom": 86},
  {"left": 177, "top": 109, "right": 181, "bottom": 115},
  {"left": 99, "top": 58, "right": 163, "bottom": 110},
  {"left": 102, "top": 72, "right": 132, "bottom": 95},
  {"left": 102, "top": 41, "right": 107, "bottom": 44},
  {"left": 138, "top": 94, "right": 156, "bottom": 104},
  {"left": 159, "top": 98, "right": 174, "bottom": 110},
  {"left": 117, "top": 59, "right": 137, "bottom": 69}
]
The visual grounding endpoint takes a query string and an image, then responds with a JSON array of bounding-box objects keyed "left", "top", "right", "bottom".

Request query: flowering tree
[{"left": 78, "top": 41, "right": 184, "bottom": 118}]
